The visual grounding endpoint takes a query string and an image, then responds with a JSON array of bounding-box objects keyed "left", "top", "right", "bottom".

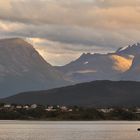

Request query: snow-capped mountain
[
  {"left": 121, "top": 54, "right": 140, "bottom": 81},
  {"left": 0, "top": 38, "right": 69, "bottom": 97},
  {"left": 116, "top": 43, "right": 140, "bottom": 57},
  {"left": 1, "top": 38, "right": 140, "bottom": 97},
  {"left": 56, "top": 52, "right": 132, "bottom": 82},
  {"left": 115, "top": 43, "right": 140, "bottom": 81},
  {"left": 56, "top": 42, "right": 140, "bottom": 83}
]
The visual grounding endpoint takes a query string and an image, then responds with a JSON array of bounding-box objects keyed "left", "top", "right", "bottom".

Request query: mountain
[
  {"left": 122, "top": 54, "right": 140, "bottom": 81},
  {"left": 2, "top": 80, "right": 140, "bottom": 107},
  {"left": 56, "top": 53, "right": 132, "bottom": 82},
  {"left": 1, "top": 38, "right": 140, "bottom": 97},
  {"left": 116, "top": 43, "right": 140, "bottom": 81},
  {"left": 0, "top": 38, "right": 69, "bottom": 97},
  {"left": 116, "top": 43, "right": 140, "bottom": 57}
]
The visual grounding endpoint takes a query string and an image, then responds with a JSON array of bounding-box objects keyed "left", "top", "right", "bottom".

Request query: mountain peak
[
  {"left": 78, "top": 53, "right": 97, "bottom": 61},
  {"left": 0, "top": 38, "right": 33, "bottom": 48},
  {"left": 81, "top": 52, "right": 92, "bottom": 56},
  {"left": 116, "top": 43, "right": 140, "bottom": 56},
  {"left": 0, "top": 37, "right": 24, "bottom": 42},
  {"left": 0, "top": 38, "right": 69, "bottom": 97}
]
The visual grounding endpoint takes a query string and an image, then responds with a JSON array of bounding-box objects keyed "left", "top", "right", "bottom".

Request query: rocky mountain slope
[
  {"left": 56, "top": 53, "right": 132, "bottom": 82},
  {"left": 122, "top": 54, "right": 140, "bottom": 81},
  {"left": 1, "top": 37, "right": 140, "bottom": 98},
  {"left": 56, "top": 43, "right": 140, "bottom": 83},
  {"left": 116, "top": 43, "right": 140, "bottom": 57},
  {"left": 0, "top": 38, "right": 69, "bottom": 97}
]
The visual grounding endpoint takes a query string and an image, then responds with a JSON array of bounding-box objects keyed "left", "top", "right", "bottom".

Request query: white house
[
  {"left": 23, "top": 105, "right": 29, "bottom": 109},
  {"left": 99, "top": 108, "right": 113, "bottom": 113},
  {"left": 60, "top": 106, "right": 68, "bottom": 112},
  {"left": 4, "top": 104, "right": 11, "bottom": 108},
  {"left": 45, "top": 108, "right": 57, "bottom": 112},
  {"left": 16, "top": 105, "right": 22, "bottom": 109},
  {"left": 31, "top": 104, "right": 37, "bottom": 109}
]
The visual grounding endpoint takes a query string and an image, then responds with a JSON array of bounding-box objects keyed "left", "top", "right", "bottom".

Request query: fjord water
[{"left": 0, "top": 121, "right": 140, "bottom": 140}]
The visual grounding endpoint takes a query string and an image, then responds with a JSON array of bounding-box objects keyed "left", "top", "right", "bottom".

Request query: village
[
  {"left": 1, "top": 103, "right": 140, "bottom": 120},
  {"left": 0, "top": 103, "right": 73, "bottom": 112},
  {"left": 1, "top": 103, "right": 140, "bottom": 114}
]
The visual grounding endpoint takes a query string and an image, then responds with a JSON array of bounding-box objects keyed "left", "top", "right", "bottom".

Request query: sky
[{"left": 1, "top": 0, "right": 140, "bottom": 66}]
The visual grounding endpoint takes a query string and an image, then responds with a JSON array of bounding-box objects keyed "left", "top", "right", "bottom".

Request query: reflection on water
[{"left": 0, "top": 121, "right": 140, "bottom": 140}]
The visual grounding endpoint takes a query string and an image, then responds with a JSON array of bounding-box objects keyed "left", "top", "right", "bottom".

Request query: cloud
[
  {"left": 1, "top": 20, "right": 138, "bottom": 48},
  {"left": 27, "top": 38, "right": 82, "bottom": 66},
  {"left": 27, "top": 37, "right": 115, "bottom": 66},
  {"left": 94, "top": 0, "right": 140, "bottom": 7},
  {"left": 0, "top": 0, "right": 140, "bottom": 65},
  {"left": 0, "top": 0, "right": 140, "bottom": 29}
]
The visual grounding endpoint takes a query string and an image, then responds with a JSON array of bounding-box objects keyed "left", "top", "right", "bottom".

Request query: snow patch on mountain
[
  {"left": 117, "top": 46, "right": 129, "bottom": 52},
  {"left": 84, "top": 61, "right": 89, "bottom": 65}
]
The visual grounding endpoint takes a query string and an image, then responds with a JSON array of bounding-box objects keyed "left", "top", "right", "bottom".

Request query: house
[
  {"left": 45, "top": 108, "right": 57, "bottom": 112},
  {"left": 16, "top": 105, "right": 22, "bottom": 109},
  {"left": 135, "top": 108, "right": 140, "bottom": 113},
  {"left": 68, "top": 109, "right": 73, "bottom": 112},
  {"left": 60, "top": 106, "right": 68, "bottom": 112},
  {"left": 47, "top": 106, "right": 54, "bottom": 110},
  {"left": 31, "top": 104, "right": 37, "bottom": 109},
  {"left": 4, "top": 104, "right": 11, "bottom": 108},
  {"left": 23, "top": 105, "right": 29, "bottom": 109},
  {"left": 57, "top": 105, "right": 60, "bottom": 108},
  {"left": 99, "top": 108, "right": 113, "bottom": 113},
  {"left": 46, "top": 106, "right": 56, "bottom": 112}
]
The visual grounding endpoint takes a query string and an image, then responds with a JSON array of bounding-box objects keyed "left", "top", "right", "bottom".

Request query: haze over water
[{"left": 0, "top": 121, "right": 140, "bottom": 140}]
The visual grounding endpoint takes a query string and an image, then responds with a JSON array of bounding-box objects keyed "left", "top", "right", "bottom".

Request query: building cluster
[
  {"left": 97, "top": 108, "right": 114, "bottom": 113},
  {"left": 45, "top": 105, "right": 73, "bottom": 112},
  {"left": 1, "top": 103, "right": 140, "bottom": 114},
  {"left": 1, "top": 104, "right": 38, "bottom": 110},
  {"left": 97, "top": 108, "right": 140, "bottom": 114},
  {"left": 0, "top": 103, "right": 73, "bottom": 112}
]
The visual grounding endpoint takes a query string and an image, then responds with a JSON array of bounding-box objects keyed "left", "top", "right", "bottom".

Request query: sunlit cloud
[{"left": 0, "top": 0, "right": 140, "bottom": 65}]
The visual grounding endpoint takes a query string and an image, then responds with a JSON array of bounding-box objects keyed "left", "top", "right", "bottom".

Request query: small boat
[{"left": 137, "top": 128, "right": 140, "bottom": 131}]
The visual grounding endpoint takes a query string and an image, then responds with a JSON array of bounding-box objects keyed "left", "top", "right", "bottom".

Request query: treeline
[{"left": 0, "top": 105, "right": 140, "bottom": 120}]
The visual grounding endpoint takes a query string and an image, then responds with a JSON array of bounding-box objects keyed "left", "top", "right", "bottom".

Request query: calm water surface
[{"left": 0, "top": 121, "right": 140, "bottom": 140}]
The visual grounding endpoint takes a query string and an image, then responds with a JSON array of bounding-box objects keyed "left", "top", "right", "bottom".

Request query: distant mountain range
[
  {"left": 0, "top": 38, "right": 69, "bottom": 97},
  {"left": 56, "top": 43, "right": 140, "bottom": 83},
  {"left": 56, "top": 53, "right": 132, "bottom": 82},
  {"left": 1, "top": 38, "right": 140, "bottom": 98},
  {"left": 116, "top": 43, "right": 140, "bottom": 56},
  {"left": 2, "top": 80, "right": 140, "bottom": 107}
]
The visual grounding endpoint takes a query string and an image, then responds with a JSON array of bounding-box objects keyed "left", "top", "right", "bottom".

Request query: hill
[{"left": 2, "top": 80, "right": 140, "bottom": 107}]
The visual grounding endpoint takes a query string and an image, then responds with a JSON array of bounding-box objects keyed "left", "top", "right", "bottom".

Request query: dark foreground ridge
[{"left": 2, "top": 80, "right": 140, "bottom": 107}]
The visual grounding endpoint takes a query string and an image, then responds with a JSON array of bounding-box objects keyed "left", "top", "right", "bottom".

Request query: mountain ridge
[
  {"left": 1, "top": 37, "right": 140, "bottom": 97},
  {"left": 2, "top": 80, "right": 140, "bottom": 107},
  {"left": 56, "top": 42, "right": 140, "bottom": 83},
  {"left": 56, "top": 52, "right": 133, "bottom": 82},
  {"left": 0, "top": 38, "right": 69, "bottom": 97}
]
